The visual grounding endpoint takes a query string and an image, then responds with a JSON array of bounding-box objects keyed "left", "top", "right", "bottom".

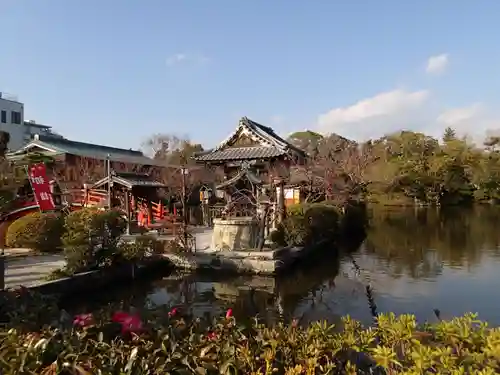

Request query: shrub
[
  {"left": 117, "top": 235, "right": 165, "bottom": 262},
  {"left": 286, "top": 203, "right": 306, "bottom": 217},
  {"left": 272, "top": 203, "right": 340, "bottom": 247},
  {"left": 1, "top": 291, "right": 499, "bottom": 374},
  {"left": 61, "top": 208, "right": 126, "bottom": 274},
  {"left": 45, "top": 267, "right": 73, "bottom": 281},
  {"left": 305, "top": 203, "right": 340, "bottom": 242},
  {"left": 340, "top": 199, "right": 369, "bottom": 235},
  {"left": 5, "top": 212, "right": 64, "bottom": 252},
  {"left": 0, "top": 288, "right": 60, "bottom": 330},
  {"left": 0, "top": 188, "right": 15, "bottom": 213}
]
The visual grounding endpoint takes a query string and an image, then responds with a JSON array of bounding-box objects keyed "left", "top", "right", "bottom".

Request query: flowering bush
[{"left": 1, "top": 289, "right": 499, "bottom": 374}]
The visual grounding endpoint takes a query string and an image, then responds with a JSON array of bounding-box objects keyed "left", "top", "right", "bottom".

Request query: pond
[{"left": 70, "top": 206, "right": 500, "bottom": 326}]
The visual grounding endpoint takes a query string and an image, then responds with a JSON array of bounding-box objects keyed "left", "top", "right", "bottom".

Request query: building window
[
  {"left": 0, "top": 110, "right": 6, "bottom": 123},
  {"left": 11, "top": 111, "right": 21, "bottom": 124}
]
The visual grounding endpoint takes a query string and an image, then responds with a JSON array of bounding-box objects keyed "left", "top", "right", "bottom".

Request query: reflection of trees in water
[
  {"left": 365, "top": 206, "right": 500, "bottom": 279},
  {"left": 61, "top": 277, "right": 158, "bottom": 316},
  {"left": 64, "top": 236, "right": 371, "bottom": 324},
  {"left": 142, "top": 244, "right": 358, "bottom": 325}
]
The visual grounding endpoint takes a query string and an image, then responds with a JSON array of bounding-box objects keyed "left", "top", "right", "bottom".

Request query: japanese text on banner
[{"left": 29, "top": 163, "right": 56, "bottom": 211}]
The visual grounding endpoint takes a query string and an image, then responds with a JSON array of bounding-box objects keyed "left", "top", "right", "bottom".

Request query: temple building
[
  {"left": 6, "top": 134, "right": 163, "bottom": 187},
  {"left": 194, "top": 116, "right": 306, "bottom": 180},
  {"left": 194, "top": 117, "right": 307, "bottom": 220}
]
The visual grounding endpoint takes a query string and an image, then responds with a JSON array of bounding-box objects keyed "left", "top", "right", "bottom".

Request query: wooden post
[
  {"left": 181, "top": 166, "right": 188, "bottom": 248},
  {"left": 106, "top": 155, "right": 111, "bottom": 209},
  {"left": 125, "top": 189, "right": 131, "bottom": 235},
  {"left": 147, "top": 200, "right": 153, "bottom": 225},
  {"left": 274, "top": 178, "right": 285, "bottom": 224},
  {"left": 0, "top": 253, "right": 4, "bottom": 290}
]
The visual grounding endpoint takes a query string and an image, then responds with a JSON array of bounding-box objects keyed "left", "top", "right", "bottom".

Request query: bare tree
[
  {"left": 141, "top": 133, "right": 204, "bottom": 165},
  {"left": 0, "top": 131, "right": 10, "bottom": 158},
  {"left": 291, "top": 136, "right": 375, "bottom": 205},
  {"left": 76, "top": 156, "right": 106, "bottom": 184},
  {"left": 142, "top": 133, "right": 223, "bottom": 251}
]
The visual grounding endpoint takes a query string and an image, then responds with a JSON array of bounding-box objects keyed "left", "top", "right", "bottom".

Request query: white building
[{"left": 0, "top": 92, "right": 63, "bottom": 151}]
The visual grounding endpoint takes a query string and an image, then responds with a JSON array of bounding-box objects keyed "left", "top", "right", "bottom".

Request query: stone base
[
  {"left": 211, "top": 217, "right": 259, "bottom": 251},
  {"left": 162, "top": 242, "right": 326, "bottom": 275}
]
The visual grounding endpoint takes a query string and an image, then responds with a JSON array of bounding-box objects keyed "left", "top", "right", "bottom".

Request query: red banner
[{"left": 28, "top": 163, "right": 56, "bottom": 212}]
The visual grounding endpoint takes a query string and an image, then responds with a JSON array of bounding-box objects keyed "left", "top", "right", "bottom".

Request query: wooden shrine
[
  {"left": 194, "top": 117, "right": 304, "bottom": 225},
  {"left": 88, "top": 171, "right": 178, "bottom": 233},
  {"left": 193, "top": 117, "right": 306, "bottom": 183}
]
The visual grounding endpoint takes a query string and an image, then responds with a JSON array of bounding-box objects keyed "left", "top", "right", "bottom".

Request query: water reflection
[
  {"left": 146, "top": 248, "right": 347, "bottom": 327},
  {"left": 366, "top": 206, "right": 500, "bottom": 274},
  {"left": 74, "top": 206, "right": 500, "bottom": 326},
  {"left": 355, "top": 206, "right": 500, "bottom": 324}
]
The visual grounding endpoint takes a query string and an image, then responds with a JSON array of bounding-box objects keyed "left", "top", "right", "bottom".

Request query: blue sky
[{"left": 1, "top": 1, "right": 500, "bottom": 151}]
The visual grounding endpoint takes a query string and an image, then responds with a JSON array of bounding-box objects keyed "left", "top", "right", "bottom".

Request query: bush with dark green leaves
[
  {"left": 271, "top": 203, "right": 341, "bottom": 247},
  {"left": 61, "top": 208, "right": 127, "bottom": 274},
  {"left": 5, "top": 212, "right": 64, "bottom": 252},
  {"left": 1, "top": 288, "right": 499, "bottom": 374},
  {"left": 117, "top": 235, "right": 166, "bottom": 262},
  {"left": 340, "top": 199, "right": 369, "bottom": 235}
]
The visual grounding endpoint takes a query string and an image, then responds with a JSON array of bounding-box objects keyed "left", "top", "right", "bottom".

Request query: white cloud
[
  {"left": 317, "top": 93, "right": 500, "bottom": 143},
  {"left": 312, "top": 54, "right": 500, "bottom": 143},
  {"left": 436, "top": 103, "right": 500, "bottom": 143},
  {"left": 166, "top": 53, "right": 210, "bottom": 66},
  {"left": 426, "top": 54, "right": 449, "bottom": 75},
  {"left": 317, "top": 89, "right": 430, "bottom": 140},
  {"left": 437, "top": 103, "right": 485, "bottom": 126}
]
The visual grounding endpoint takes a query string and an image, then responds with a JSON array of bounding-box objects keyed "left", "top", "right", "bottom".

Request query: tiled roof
[
  {"left": 10, "top": 135, "right": 163, "bottom": 166},
  {"left": 24, "top": 121, "right": 51, "bottom": 129},
  {"left": 194, "top": 117, "right": 306, "bottom": 162},
  {"left": 243, "top": 118, "right": 304, "bottom": 155},
  {"left": 195, "top": 146, "right": 286, "bottom": 161},
  {"left": 92, "top": 172, "right": 167, "bottom": 190}
]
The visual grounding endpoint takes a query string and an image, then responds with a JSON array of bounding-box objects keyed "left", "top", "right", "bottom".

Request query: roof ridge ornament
[{"left": 240, "top": 160, "right": 251, "bottom": 170}]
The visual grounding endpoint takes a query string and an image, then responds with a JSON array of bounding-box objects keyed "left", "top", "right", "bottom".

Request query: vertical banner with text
[{"left": 28, "top": 163, "right": 56, "bottom": 211}]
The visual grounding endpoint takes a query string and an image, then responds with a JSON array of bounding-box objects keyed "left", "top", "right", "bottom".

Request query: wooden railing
[
  {"left": 66, "top": 190, "right": 185, "bottom": 225},
  {"left": 67, "top": 189, "right": 107, "bottom": 207}
]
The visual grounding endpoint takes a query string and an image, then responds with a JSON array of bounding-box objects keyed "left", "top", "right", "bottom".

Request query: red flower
[
  {"left": 112, "top": 311, "right": 129, "bottom": 323},
  {"left": 73, "top": 313, "right": 94, "bottom": 328},
  {"left": 225, "top": 309, "right": 233, "bottom": 319},
  {"left": 121, "top": 315, "right": 143, "bottom": 335},
  {"left": 207, "top": 332, "right": 218, "bottom": 341},
  {"left": 112, "top": 311, "right": 143, "bottom": 334},
  {"left": 168, "top": 308, "right": 178, "bottom": 317}
]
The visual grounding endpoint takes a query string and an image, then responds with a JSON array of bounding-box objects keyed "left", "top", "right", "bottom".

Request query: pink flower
[
  {"left": 73, "top": 313, "right": 94, "bottom": 328},
  {"left": 120, "top": 315, "right": 143, "bottom": 335},
  {"left": 112, "top": 311, "right": 143, "bottom": 334},
  {"left": 207, "top": 332, "right": 218, "bottom": 341},
  {"left": 225, "top": 309, "right": 233, "bottom": 319},
  {"left": 168, "top": 308, "right": 178, "bottom": 318},
  {"left": 291, "top": 319, "right": 299, "bottom": 328}
]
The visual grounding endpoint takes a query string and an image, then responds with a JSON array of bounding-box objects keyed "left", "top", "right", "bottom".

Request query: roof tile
[
  {"left": 14, "top": 135, "right": 163, "bottom": 166},
  {"left": 195, "top": 146, "right": 285, "bottom": 161},
  {"left": 194, "top": 117, "right": 306, "bottom": 162}
]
